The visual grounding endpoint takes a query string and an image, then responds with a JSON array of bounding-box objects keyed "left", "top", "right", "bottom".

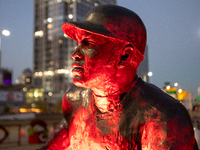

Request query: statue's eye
[
  {"left": 88, "top": 42, "right": 96, "bottom": 49},
  {"left": 81, "top": 40, "right": 96, "bottom": 56},
  {"left": 82, "top": 39, "right": 96, "bottom": 49}
]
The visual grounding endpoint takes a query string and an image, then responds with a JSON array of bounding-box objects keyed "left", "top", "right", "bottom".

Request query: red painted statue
[{"left": 39, "top": 5, "right": 198, "bottom": 150}]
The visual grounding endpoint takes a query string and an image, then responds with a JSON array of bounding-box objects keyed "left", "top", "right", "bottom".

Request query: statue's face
[
  {"left": 71, "top": 33, "right": 123, "bottom": 89},
  {"left": 71, "top": 32, "right": 137, "bottom": 93}
]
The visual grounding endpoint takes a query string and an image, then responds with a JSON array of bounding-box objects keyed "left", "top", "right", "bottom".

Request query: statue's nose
[{"left": 71, "top": 46, "right": 83, "bottom": 60}]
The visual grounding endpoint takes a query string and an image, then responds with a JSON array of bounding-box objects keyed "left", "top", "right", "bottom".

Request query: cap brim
[
  {"left": 62, "top": 21, "right": 144, "bottom": 62},
  {"left": 62, "top": 21, "right": 118, "bottom": 41}
]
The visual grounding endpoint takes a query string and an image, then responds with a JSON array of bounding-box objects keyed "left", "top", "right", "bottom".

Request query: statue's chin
[{"left": 73, "top": 77, "right": 87, "bottom": 88}]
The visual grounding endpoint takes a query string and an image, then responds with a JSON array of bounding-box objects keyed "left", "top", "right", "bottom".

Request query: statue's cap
[{"left": 62, "top": 5, "right": 147, "bottom": 55}]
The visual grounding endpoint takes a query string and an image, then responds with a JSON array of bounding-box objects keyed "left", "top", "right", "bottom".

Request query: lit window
[
  {"left": 44, "top": 71, "right": 54, "bottom": 76},
  {"left": 47, "top": 18, "right": 52, "bottom": 23},
  {"left": 26, "top": 78, "right": 31, "bottom": 82},
  {"left": 70, "top": 4, "right": 74, "bottom": 8},
  {"left": 15, "top": 79, "right": 20, "bottom": 84},
  {"left": 65, "top": 70, "right": 69, "bottom": 74},
  {"left": 35, "top": 72, "right": 43, "bottom": 77},
  {"left": 34, "top": 91, "right": 39, "bottom": 97},
  {"left": 56, "top": 69, "right": 69, "bottom": 74},
  {"left": 47, "top": 24, "right": 53, "bottom": 29},
  {"left": 34, "top": 31, "right": 43, "bottom": 37},
  {"left": 34, "top": 72, "right": 39, "bottom": 76},
  {"left": 68, "top": 14, "right": 73, "bottom": 19},
  {"left": 29, "top": 92, "right": 34, "bottom": 98},
  {"left": 23, "top": 87, "right": 27, "bottom": 92},
  {"left": 38, "top": 92, "right": 43, "bottom": 97},
  {"left": 57, "top": 0, "right": 62, "bottom": 3},
  {"left": 38, "top": 72, "right": 43, "bottom": 76},
  {"left": 49, "top": 61, "right": 54, "bottom": 65},
  {"left": 31, "top": 103, "right": 36, "bottom": 108},
  {"left": 48, "top": 92, "right": 53, "bottom": 96},
  {"left": 94, "top": 2, "right": 99, "bottom": 7},
  {"left": 58, "top": 39, "right": 63, "bottom": 44}
]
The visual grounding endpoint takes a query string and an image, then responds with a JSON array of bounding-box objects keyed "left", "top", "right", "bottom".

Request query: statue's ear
[{"left": 118, "top": 45, "right": 134, "bottom": 65}]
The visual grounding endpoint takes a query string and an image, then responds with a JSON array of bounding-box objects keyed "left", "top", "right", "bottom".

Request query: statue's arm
[
  {"left": 37, "top": 85, "right": 80, "bottom": 149},
  {"left": 136, "top": 82, "right": 198, "bottom": 149},
  {"left": 140, "top": 109, "right": 196, "bottom": 150},
  {"left": 37, "top": 91, "right": 73, "bottom": 150},
  {"left": 37, "top": 119, "right": 70, "bottom": 150},
  {"left": 37, "top": 85, "right": 91, "bottom": 150}
]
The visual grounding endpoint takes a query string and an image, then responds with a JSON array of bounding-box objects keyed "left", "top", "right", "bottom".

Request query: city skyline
[{"left": 0, "top": 0, "right": 200, "bottom": 96}]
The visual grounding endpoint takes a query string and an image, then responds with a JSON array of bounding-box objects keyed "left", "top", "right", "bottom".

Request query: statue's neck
[{"left": 91, "top": 76, "right": 138, "bottom": 113}]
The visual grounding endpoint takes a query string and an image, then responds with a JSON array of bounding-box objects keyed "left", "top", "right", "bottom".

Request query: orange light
[
  {"left": 31, "top": 108, "right": 42, "bottom": 113},
  {"left": 19, "top": 108, "right": 29, "bottom": 113},
  {"left": 177, "top": 91, "right": 187, "bottom": 100},
  {"left": 19, "top": 108, "right": 42, "bottom": 113}
]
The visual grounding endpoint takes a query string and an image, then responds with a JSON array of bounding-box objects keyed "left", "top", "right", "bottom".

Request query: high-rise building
[
  {"left": 33, "top": 0, "right": 116, "bottom": 106},
  {"left": 137, "top": 46, "right": 149, "bottom": 82}
]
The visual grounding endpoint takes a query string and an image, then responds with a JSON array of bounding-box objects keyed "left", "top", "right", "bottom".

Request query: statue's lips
[
  {"left": 72, "top": 63, "right": 84, "bottom": 76},
  {"left": 73, "top": 68, "right": 84, "bottom": 71}
]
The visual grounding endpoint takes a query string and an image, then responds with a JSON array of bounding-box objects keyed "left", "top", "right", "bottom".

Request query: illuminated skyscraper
[{"left": 33, "top": 0, "right": 116, "bottom": 105}]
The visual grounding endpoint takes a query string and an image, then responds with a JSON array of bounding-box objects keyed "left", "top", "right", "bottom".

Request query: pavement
[
  {"left": 0, "top": 143, "right": 44, "bottom": 150},
  {"left": 0, "top": 113, "right": 63, "bottom": 150}
]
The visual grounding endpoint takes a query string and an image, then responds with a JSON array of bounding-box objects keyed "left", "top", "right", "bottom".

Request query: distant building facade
[
  {"left": 0, "top": 83, "right": 25, "bottom": 114},
  {"left": 33, "top": 0, "right": 116, "bottom": 108},
  {"left": 17, "top": 68, "right": 32, "bottom": 85},
  {"left": 0, "top": 68, "right": 12, "bottom": 85},
  {"left": 137, "top": 46, "right": 149, "bottom": 82}
]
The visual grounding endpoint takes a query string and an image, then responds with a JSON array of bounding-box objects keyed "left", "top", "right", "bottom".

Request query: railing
[{"left": 0, "top": 124, "right": 22, "bottom": 146}]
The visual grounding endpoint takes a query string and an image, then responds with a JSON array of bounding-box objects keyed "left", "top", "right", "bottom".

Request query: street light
[
  {"left": 174, "top": 82, "right": 178, "bottom": 87},
  {"left": 174, "top": 82, "right": 181, "bottom": 91},
  {"left": 0, "top": 30, "right": 10, "bottom": 68},
  {"left": 148, "top": 72, "right": 153, "bottom": 77},
  {"left": 166, "top": 85, "right": 171, "bottom": 90},
  {"left": 178, "top": 89, "right": 183, "bottom": 93},
  {"left": 2, "top": 30, "right": 10, "bottom": 36}
]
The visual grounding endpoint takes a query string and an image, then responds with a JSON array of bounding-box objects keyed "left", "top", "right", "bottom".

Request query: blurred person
[{"left": 39, "top": 5, "right": 198, "bottom": 150}]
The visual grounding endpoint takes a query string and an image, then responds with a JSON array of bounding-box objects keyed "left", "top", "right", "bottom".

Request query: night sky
[{"left": 0, "top": 0, "right": 200, "bottom": 96}]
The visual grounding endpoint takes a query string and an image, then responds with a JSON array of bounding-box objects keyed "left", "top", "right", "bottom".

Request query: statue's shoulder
[
  {"left": 135, "top": 80, "right": 192, "bottom": 124},
  {"left": 125, "top": 78, "right": 191, "bottom": 121},
  {"left": 62, "top": 85, "right": 92, "bottom": 122},
  {"left": 140, "top": 81, "right": 185, "bottom": 109},
  {"left": 63, "top": 84, "right": 92, "bottom": 106}
]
